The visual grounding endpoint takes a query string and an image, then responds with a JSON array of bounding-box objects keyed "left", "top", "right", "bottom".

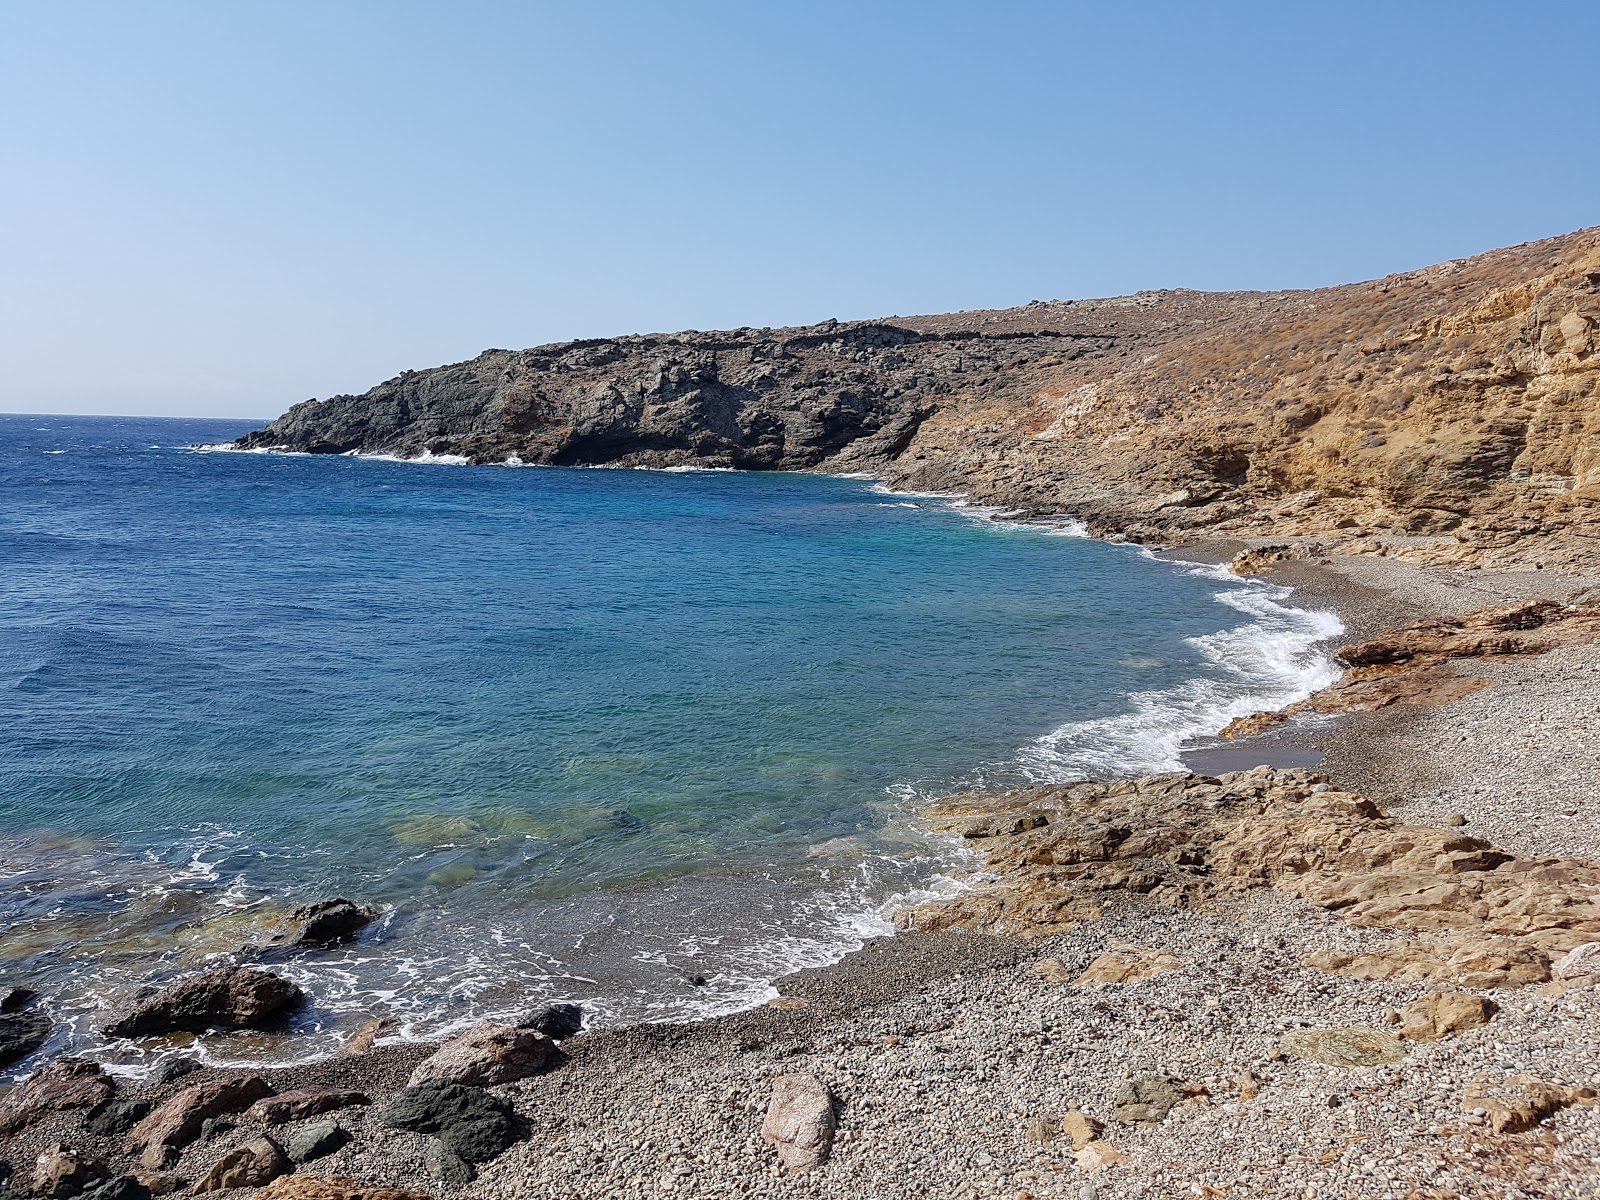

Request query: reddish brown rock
[
  {"left": 406, "top": 1022, "right": 562, "bottom": 1087},
  {"left": 0, "top": 1058, "right": 115, "bottom": 1133},
  {"left": 32, "top": 1145, "right": 108, "bottom": 1198},
  {"left": 244, "top": 1088, "right": 369, "bottom": 1125},
  {"left": 126, "top": 1076, "right": 274, "bottom": 1170},
  {"left": 191, "top": 1135, "right": 290, "bottom": 1193},
  {"left": 100, "top": 968, "right": 303, "bottom": 1038}
]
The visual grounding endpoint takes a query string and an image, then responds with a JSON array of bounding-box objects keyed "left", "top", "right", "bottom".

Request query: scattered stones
[
  {"left": 1463, "top": 1076, "right": 1598, "bottom": 1134},
  {"left": 285, "top": 1122, "right": 349, "bottom": 1166},
  {"left": 516, "top": 1002, "right": 584, "bottom": 1040},
  {"left": 254, "top": 1177, "right": 429, "bottom": 1200},
  {"left": 1553, "top": 940, "right": 1600, "bottom": 979},
  {"left": 83, "top": 1099, "right": 153, "bottom": 1139},
  {"left": 405, "top": 1022, "right": 562, "bottom": 1087},
  {"left": 1060, "top": 1110, "right": 1104, "bottom": 1148},
  {"left": 32, "top": 1146, "right": 108, "bottom": 1199},
  {"left": 191, "top": 1136, "right": 290, "bottom": 1193},
  {"left": 126, "top": 1077, "right": 274, "bottom": 1170},
  {"left": 274, "top": 899, "right": 376, "bottom": 947},
  {"left": 100, "top": 968, "right": 303, "bottom": 1038},
  {"left": 245, "top": 1088, "right": 369, "bottom": 1125},
  {"left": 0, "top": 1059, "right": 116, "bottom": 1133},
  {"left": 1278, "top": 1026, "right": 1408, "bottom": 1067},
  {"left": 759, "top": 1074, "right": 836, "bottom": 1174},
  {"left": 1399, "top": 990, "right": 1498, "bottom": 1041},
  {"left": 1111, "top": 1075, "right": 1187, "bottom": 1124},
  {"left": 1073, "top": 944, "right": 1184, "bottom": 986}
]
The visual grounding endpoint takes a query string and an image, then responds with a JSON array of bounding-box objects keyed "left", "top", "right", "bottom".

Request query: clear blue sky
[{"left": 2, "top": 2, "right": 1595, "bottom": 418}]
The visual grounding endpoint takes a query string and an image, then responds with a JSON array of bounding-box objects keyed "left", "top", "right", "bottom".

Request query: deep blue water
[{"left": 0, "top": 414, "right": 1338, "bottom": 1068}]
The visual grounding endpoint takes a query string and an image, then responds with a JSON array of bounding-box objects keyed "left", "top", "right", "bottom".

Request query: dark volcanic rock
[
  {"left": 99, "top": 967, "right": 303, "bottom": 1038},
  {"left": 82, "top": 1098, "right": 151, "bottom": 1139},
  {"left": 285, "top": 1120, "right": 349, "bottom": 1164},
  {"left": 515, "top": 1002, "right": 584, "bottom": 1040},
  {"left": 0, "top": 987, "right": 36, "bottom": 1013},
  {"left": 381, "top": 1082, "right": 519, "bottom": 1173},
  {"left": 78, "top": 1178, "right": 151, "bottom": 1200},
  {"left": 275, "top": 899, "right": 375, "bottom": 947},
  {"left": 0, "top": 1006, "right": 51, "bottom": 1069}
]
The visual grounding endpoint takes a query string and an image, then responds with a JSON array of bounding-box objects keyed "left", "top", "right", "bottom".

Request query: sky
[{"left": 1, "top": 2, "right": 1596, "bottom": 419}]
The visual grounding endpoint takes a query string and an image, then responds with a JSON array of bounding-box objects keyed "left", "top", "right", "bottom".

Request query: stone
[
  {"left": 254, "top": 1177, "right": 429, "bottom": 1200},
  {"left": 1030, "top": 958, "right": 1073, "bottom": 984},
  {"left": 83, "top": 1099, "right": 153, "bottom": 1139},
  {"left": 126, "top": 1076, "right": 273, "bottom": 1170},
  {"left": 1552, "top": 940, "right": 1600, "bottom": 979},
  {"left": 80, "top": 1177, "right": 153, "bottom": 1200},
  {"left": 379, "top": 1082, "right": 518, "bottom": 1164},
  {"left": 1073, "top": 1141, "right": 1129, "bottom": 1172},
  {"left": 339, "top": 1018, "right": 395, "bottom": 1057},
  {"left": 759, "top": 1074, "right": 836, "bottom": 1174},
  {"left": 406, "top": 1022, "right": 562, "bottom": 1087},
  {"left": 423, "top": 1140, "right": 475, "bottom": 1184},
  {"left": 516, "top": 1002, "right": 584, "bottom": 1040},
  {"left": 32, "top": 1146, "right": 108, "bottom": 1198},
  {"left": 0, "top": 1059, "right": 116, "bottom": 1134},
  {"left": 285, "top": 1121, "right": 349, "bottom": 1165},
  {"left": 274, "top": 899, "right": 375, "bottom": 948},
  {"left": 1235, "top": 1070, "right": 1260, "bottom": 1102},
  {"left": 1278, "top": 1026, "right": 1407, "bottom": 1067},
  {"left": 1463, "top": 1077, "right": 1598, "bottom": 1134},
  {"left": 0, "top": 1004, "right": 51, "bottom": 1069},
  {"left": 0, "top": 986, "right": 36, "bottom": 1013},
  {"left": 1399, "top": 991, "right": 1498, "bottom": 1041},
  {"left": 245, "top": 1088, "right": 369, "bottom": 1125},
  {"left": 1111, "top": 1075, "right": 1186, "bottom": 1124},
  {"left": 100, "top": 968, "right": 303, "bottom": 1038},
  {"left": 197, "top": 1117, "right": 234, "bottom": 1142},
  {"left": 1073, "top": 944, "right": 1184, "bottom": 986},
  {"left": 150, "top": 1059, "right": 203, "bottom": 1088},
  {"left": 191, "top": 1135, "right": 289, "bottom": 1193},
  {"left": 1023, "top": 1116, "right": 1055, "bottom": 1145},
  {"left": 1060, "top": 1111, "right": 1104, "bottom": 1149},
  {"left": 1441, "top": 813, "right": 1468, "bottom": 827}
]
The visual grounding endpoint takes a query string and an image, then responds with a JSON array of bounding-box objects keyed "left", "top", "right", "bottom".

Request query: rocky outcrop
[
  {"left": 272, "top": 899, "right": 375, "bottom": 948},
  {"left": 234, "top": 228, "right": 1600, "bottom": 572},
  {"left": 0, "top": 992, "right": 51, "bottom": 1069},
  {"left": 902, "top": 767, "right": 1600, "bottom": 989},
  {"left": 100, "top": 968, "right": 302, "bottom": 1038}
]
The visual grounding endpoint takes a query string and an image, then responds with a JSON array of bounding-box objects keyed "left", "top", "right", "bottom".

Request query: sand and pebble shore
[{"left": 4, "top": 549, "right": 1599, "bottom": 1200}]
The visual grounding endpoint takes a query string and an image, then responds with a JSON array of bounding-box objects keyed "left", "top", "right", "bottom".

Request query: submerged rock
[
  {"left": 0, "top": 1000, "right": 52, "bottom": 1069},
  {"left": 760, "top": 1074, "right": 835, "bottom": 1174},
  {"left": 273, "top": 899, "right": 375, "bottom": 948},
  {"left": 100, "top": 967, "right": 302, "bottom": 1038}
]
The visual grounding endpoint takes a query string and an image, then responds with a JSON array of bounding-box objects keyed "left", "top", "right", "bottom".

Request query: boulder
[
  {"left": 1111, "top": 1075, "right": 1186, "bottom": 1124},
  {"left": 245, "top": 1088, "right": 369, "bottom": 1125},
  {"left": 79, "top": 1177, "right": 152, "bottom": 1200},
  {"left": 423, "top": 1140, "right": 474, "bottom": 1185},
  {"left": 0, "top": 1059, "right": 115, "bottom": 1134},
  {"left": 191, "top": 1135, "right": 290, "bottom": 1193},
  {"left": 759, "top": 1074, "right": 835, "bottom": 1174},
  {"left": 254, "top": 1177, "right": 429, "bottom": 1200},
  {"left": 32, "top": 1146, "right": 108, "bottom": 1199},
  {"left": 0, "top": 1006, "right": 52, "bottom": 1070},
  {"left": 83, "top": 1099, "right": 153, "bottom": 1139},
  {"left": 1073, "top": 944, "right": 1185, "bottom": 986},
  {"left": 379, "top": 1083, "right": 518, "bottom": 1166},
  {"left": 126, "top": 1077, "right": 273, "bottom": 1170},
  {"left": 406, "top": 1022, "right": 562, "bottom": 1087},
  {"left": 285, "top": 1122, "right": 349, "bottom": 1165},
  {"left": 1030, "top": 958, "right": 1073, "bottom": 984},
  {"left": 516, "top": 1003, "right": 584, "bottom": 1040},
  {"left": 274, "top": 900, "right": 375, "bottom": 948},
  {"left": 0, "top": 986, "right": 36, "bottom": 1012},
  {"left": 1552, "top": 940, "right": 1600, "bottom": 979},
  {"left": 1399, "top": 991, "right": 1498, "bottom": 1041},
  {"left": 1279, "top": 1026, "right": 1407, "bottom": 1067},
  {"left": 100, "top": 968, "right": 303, "bottom": 1038}
]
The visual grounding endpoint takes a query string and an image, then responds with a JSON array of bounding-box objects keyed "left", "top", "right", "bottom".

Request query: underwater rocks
[
  {"left": 100, "top": 967, "right": 303, "bottom": 1038},
  {"left": 904, "top": 766, "right": 1600, "bottom": 991},
  {"left": 273, "top": 899, "right": 376, "bottom": 948}
]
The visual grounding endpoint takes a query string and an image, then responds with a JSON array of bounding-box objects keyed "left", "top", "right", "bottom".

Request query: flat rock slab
[
  {"left": 1279, "top": 1026, "right": 1408, "bottom": 1067},
  {"left": 255, "top": 1177, "right": 430, "bottom": 1200},
  {"left": 246, "top": 1087, "right": 370, "bottom": 1124}
]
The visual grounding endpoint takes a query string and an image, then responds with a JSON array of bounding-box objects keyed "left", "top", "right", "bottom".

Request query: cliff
[{"left": 238, "top": 227, "right": 1600, "bottom": 568}]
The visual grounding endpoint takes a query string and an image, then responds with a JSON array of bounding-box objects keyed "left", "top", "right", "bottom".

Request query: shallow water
[{"left": 0, "top": 414, "right": 1340, "bottom": 1072}]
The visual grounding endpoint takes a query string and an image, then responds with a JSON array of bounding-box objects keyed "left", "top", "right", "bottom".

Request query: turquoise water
[{"left": 0, "top": 415, "right": 1338, "bottom": 1068}]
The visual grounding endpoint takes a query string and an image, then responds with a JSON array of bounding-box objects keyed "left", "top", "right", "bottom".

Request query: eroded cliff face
[{"left": 237, "top": 228, "right": 1600, "bottom": 568}]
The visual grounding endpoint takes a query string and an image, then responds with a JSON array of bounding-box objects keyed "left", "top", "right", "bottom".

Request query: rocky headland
[{"left": 2, "top": 230, "right": 1595, "bottom": 1199}]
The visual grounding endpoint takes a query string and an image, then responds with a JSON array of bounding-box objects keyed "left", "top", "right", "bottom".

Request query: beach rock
[
  {"left": 285, "top": 1122, "right": 349, "bottom": 1165},
  {"left": 1030, "top": 958, "right": 1073, "bottom": 984},
  {"left": 405, "top": 1022, "right": 562, "bottom": 1087},
  {"left": 1073, "top": 944, "right": 1184, "bottom": 986},
  {"left": 191, "top": 1135, "right": 289, "bottom": 1193},
  {"left": 0, "top": 1005, "right": 51, "bottom": 1069},
  {"left": 127, "top": 1077, "right": 273, "bottom": 1170},
  {"left": 1061, "top": 1111, "right": 1104, "bottom": 1148},
  {"left": 1463, "top": 1076, "right": 1598, "bottom": 1134},
  {"left": 197, "top": 1117, "right": 234, "bottom": 1142},
  {"left": 1073, "top": 1141, "right": 1129, "bottom": 1172},
  {"left": 1111, "top": 1076, "right": 1186, "bottom": 1124},
  {"left": 100, "top": 968, "right": 303, "bottom": 1038},
  {"left": 1552, "top": 940, "right": 1600, "bottom": 978},
  {"left": 254, "top": 1177, "right": 429, "bottom": 1200},
  {"left": 79, "top": 1177, "right": 153, "bottom": 1200},
  {"left": 1399, "top": 991, "right": 1498, "bottom": 1041},
  {"left": 0, "top": 986, "right": 35, "bottom": 1013},
  {"left": 32, "top": 1146, "right": 108, "bottom": 1198},
  {"left": 83, "top": 1099, "right": 153, "bottom": 1139},
  {"left": 245, "top": 1088, "right": 368, "bottom": 1125},
  {"left": 339, "top": 1018, "right": 395, "bottom": 1057},
  {"left": 760, "top": 1074, "right": 836, "bottom": 1173},
  {"left": 516, "top": 1002, "right": 584, "bottom": 1040},
  {"left": 0, "top": 1059, "right": 115, "bottom": 1133},
  {"left": 150, "top": 1059, "right": 203, "bottom": 1088},
  {"left": 274, "top": 899, "right": 375, "bottom": 948},
  {"left": 423, "top": 1140, "right": 475, "bottom": 1185},
  {"left": 1279, "top": 1027, "right": 1407, "bottom": 1067},
  {"left": 380, "top": 1082, "right": 518, "bottom": 1164},
  {"left": 1023, "top": 1116, "right": 1056, "bottom": 1145}
]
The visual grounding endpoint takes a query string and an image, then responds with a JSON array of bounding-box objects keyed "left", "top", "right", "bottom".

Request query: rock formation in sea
[{"left": 236, "top": 228, "right": 1600, "bottom": 568}]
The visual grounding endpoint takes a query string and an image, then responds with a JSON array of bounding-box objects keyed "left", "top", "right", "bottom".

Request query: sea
[{"left": 0, "top": 414, "right": 1343, "bottom": 1075}]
